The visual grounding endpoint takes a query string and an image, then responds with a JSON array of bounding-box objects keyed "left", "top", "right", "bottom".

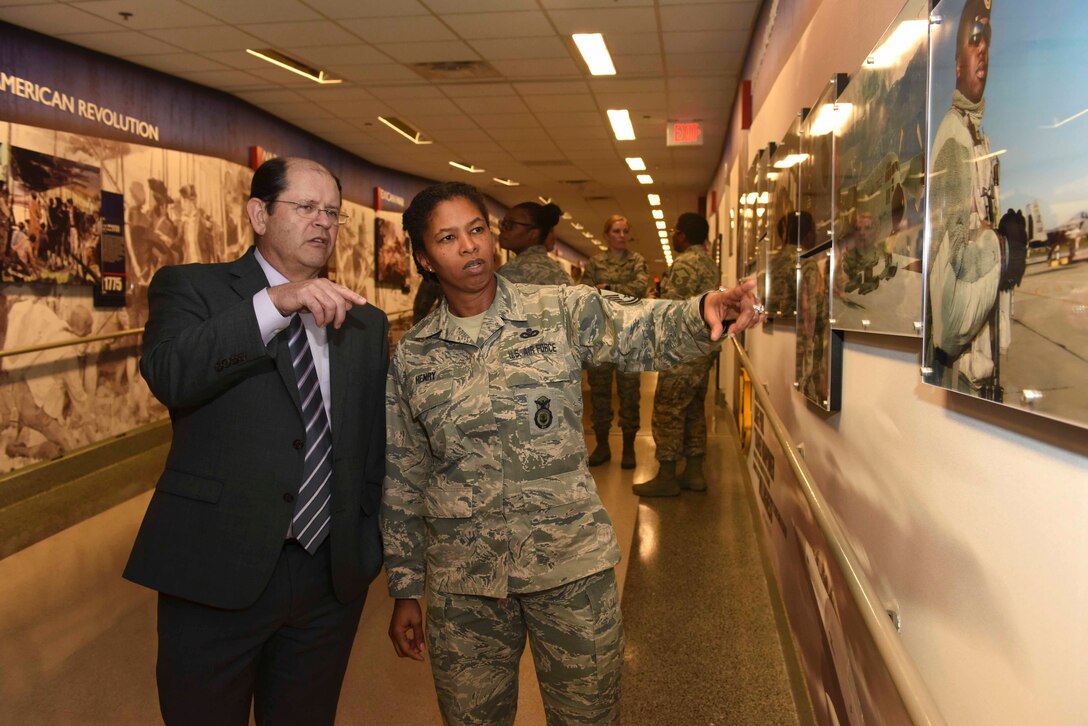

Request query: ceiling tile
[
  {"left": 143, "top": 25, "right": 264, "bottom": 52},
  {"left": 176, "top": 68, "right": 265, "bottom": 90},
  {"left": 547, "top": 125, "right": 610, "bottom": 140},
  {"left": 285, "top": 44, "right": 391, "bottom": 68},
  {"left": 235, "top": 88, "right": 309, "bottom": 104},
  {"left": 536, "top": 111, "right": 604, "bottom": 128},
  {"left": 467, "top": 113, "right": 539, "bottom": 129},
  {"left": 662, "top": 30, "right": 749, "bottom": 54},
  {"left": 341, "top": 16, "right": 456, "bottom": 43},
  {"left": 443, "top": 11, "right": 554, "bottom": 39},
  {"left": 664, "top": 50, "right": 744, "bottom": 74},
  {"left": 429, "top": 127, "right": 492, "bottom": 142},
  {"left": 60, "top": 31, "right": 184, "bottom": 57},
  {"left": 453, "top": 95, "right": 529, "bottom": 115},
  {"left": 75, "top": 0, "right": 221, "bottom": 29},
  {"left": 239, "top": 21, "right": 359, "bottom": 47},
  {"left": 324, "top": 99, "right": 395, "bottom": 118},
  {"left": 513, "top": 80, "right": 590, "bottom": 96},
  {"left": 333, "top": 64, "right": 421, "bottom": 83},
  {"left": 127, "top": 52, "right": 230, "bottom": 73},
  {"left": 424, "top": 0, "right": 539, "bottom": 12},
  {"left": 490, "top": 58, "right": 581, "bottom": 78},
  {"left": 180, "top": 0, "right": 323, "bottom": 24},
  {"left": 546, "top": 7, "right": 658, "bottom": 35},
  {"left": 667, "top": 75, "right": 736, "bottom": 93},
  {"left": 469, "top": 36, "right": 569, "bottom": 60},
  {"left": 612, "top": 55, "right": 664, "bottom": 75},
  {"left": 295, "top": 86, "right": 377, "bottom": 103},
  {"left": 368, "top": 85, "right": 445, "bottom": 99},
  {"left": 374, "top": 41, "right": 479, "bottom": 64},
  {"left": 523, "top": 94, "right": 596, "bottom": 113},
  {"left": 539, "top": 0, "right": 653, "bottom": 7},
  {"left": 302, "top": 0, "right": 431, "bottom": 17},
  {"left": 2, "top": 5, "right": 122, "bottom": 35},
  {"left": 592, "top": 92, "right": 667, "bottom": 112},
  {"left": 406, "top": 114, "right": 481, "bottom": 130},
  {"left": 659, "top": 2, "right": 758, "bottom": 31},
  {"left": 588, "top": 77, "right": 665, "bottom": 94},
  {"left": 439, "top": 83, "right": 516, "bottom": 98},
  {"left": 488, "top": 127, "right": 552, "bottom": 142},
  {"left": 389, "top": 98, "right": 463, "bottom": 117}
]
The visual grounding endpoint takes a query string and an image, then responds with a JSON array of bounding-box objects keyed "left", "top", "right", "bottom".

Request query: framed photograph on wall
[
  {"left": 924, "top": 0, "right": 1088, "bottom": 428},
  {"left": 375, "top": 211, "right": 409, "bottom": 292},
  {"left": 831, "top": 0, "right": 928, "bottom": 335},
  {"left": 796, "top": 247, "right": 843, "bottom": 411},
  {"left": 763, "top": 118, "right": 803, "bottom": 319}
]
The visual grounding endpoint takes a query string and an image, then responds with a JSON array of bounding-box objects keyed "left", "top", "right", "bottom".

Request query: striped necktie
[{"left": 285, "top": 315, "right": 332, "bottom": 554}]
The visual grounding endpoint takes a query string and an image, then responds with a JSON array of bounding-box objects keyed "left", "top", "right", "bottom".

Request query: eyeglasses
[
  {"left": 499, "top": 218, "right": 535, "bottom": 232},
  {"left": 269, "top": 199, "right": 349, "bottom": 226},
  {"left": 967, "top": 19, "right": 991, "bottom": 47}
]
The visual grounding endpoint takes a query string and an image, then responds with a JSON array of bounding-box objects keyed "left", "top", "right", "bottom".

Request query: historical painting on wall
[
  {"left": 375, "top": 211, "right": 410, "bottom": 291},
  {"left": 796, "top": 247, "right": 843, "bottom": 411},
  {"left": 832, "top": 0, "right": 928, "bottom": 335},
  {"left": 3, "top": 145, "right": 102, "bottom": 286},
  {"left": 924, "top": 0, "right": 1088, "bottom": 428},
  {"left": 763, "top": 119, "right": 802, "bottom": 318}
]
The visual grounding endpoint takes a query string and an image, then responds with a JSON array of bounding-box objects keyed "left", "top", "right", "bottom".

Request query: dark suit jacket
[{"left": 125, "top": 248, "right": 387, "bottom": 610}]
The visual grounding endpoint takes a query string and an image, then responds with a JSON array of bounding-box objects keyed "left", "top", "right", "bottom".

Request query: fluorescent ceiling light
[
  {"left": 449, "top": 161, "right": 485, "bottom": 173},
  {"left": 866, "top": 20, "right": 927, "bottom": 69},
  {"left": 808, "top": 103, "right": 853, "bottom": 136},
  {"left": 538, "top": 196, "right": 552, "bottom": 204},
  {"left": 493, "top": 177, "right": 520, "bottom": 186},
  {"left": 246, "top": 48, "right": 341, "bottom": 84},
  {"left": 571, "top": 222, "right": 584, "bottom": 230},
  {"left": 625, "top": 157, "right": 646, "bottom": 171},
  {"left": 607, "top": 109, "right": 636, "bottom": 141},
  {"left": 583, "top": 231, "right": 594, "bottom": 238},
  {"left": 658, "top": 230, "right": 669, "bottom": 238},
  {"left": 377, "top": 116, "right": 432, "bottom": 144},
  {"left": 647, "top": 194, "right": 661, "bottom": 206},
  {"left": 758, "top": 192, "right": 769, "bottom": 204},
  {"left": 655, "top": 221, "right": 667, "bottom": 230},
  {"left": 572, "top": 33, "right": 616, "bottom": 76},
  {"left": 651, "top": 209, "right": 664, "bottom": 220},
  {"left": 637, "top": 174, "right": 654, "bottom": 184},
  {"left": 746, "top": 192, "right": 758, "bottom": 204}
]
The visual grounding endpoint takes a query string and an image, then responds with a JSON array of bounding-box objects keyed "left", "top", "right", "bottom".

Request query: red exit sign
[{"left": 666, "top": 121, "right": 703, "bottom": 146}]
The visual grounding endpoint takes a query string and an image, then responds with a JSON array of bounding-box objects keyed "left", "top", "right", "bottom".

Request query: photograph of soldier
[
  {"left": 375, "top": 213, "right": 410, "bottom": 289},
  {"left": 496, "top": 200, "right": 572, "bottom": 286},
  {"left": 798, "top": 81, "right": 838, "bottom": 256},
  {"left": 582, "top": 214, "right": 649, "bottom": 469},
  {"left": 382, "top": 181, "right": 764, "bottom": 725},
  {"left": 832, "top": 0, "right": 928, "bottom": 334},
  {"left": 796, "top": 245, "right": 841, "bottom": 410},
  {"left": 926, "top": 0, "right": 1088, "bottom": 424},
  {"left": 2, "top": 146, "right": 102, "bottom": 285},
  {"left": 633, "top": 213, "right": 722, "bottom": 497}
]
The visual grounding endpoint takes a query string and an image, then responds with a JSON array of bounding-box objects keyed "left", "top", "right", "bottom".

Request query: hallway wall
[{"left": 713, "top": 0, "right": 1088, "bottom": 723}]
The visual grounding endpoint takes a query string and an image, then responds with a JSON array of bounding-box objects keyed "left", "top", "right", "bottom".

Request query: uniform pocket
[{"left": 408, "top": 379, "right": 464, "bottom": 462}]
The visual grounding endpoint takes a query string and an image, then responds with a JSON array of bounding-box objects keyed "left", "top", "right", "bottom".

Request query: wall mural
[
  {"left": 924, "top": 0, "right": 1088, "bottom": 428},
  {"left": 0, "top": 120, "right": 415, "bottom": 474},
  {"left": 832, "top": 0, "right": 928, "bottom": 335}
]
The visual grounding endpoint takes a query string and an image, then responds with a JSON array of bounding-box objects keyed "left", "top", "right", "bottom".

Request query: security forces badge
[{"left": 524, "top": 389, "right": 559, "bottom": 436}]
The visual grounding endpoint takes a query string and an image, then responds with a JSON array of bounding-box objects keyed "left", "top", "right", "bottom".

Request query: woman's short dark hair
[
  {"left": 403, "top": 181, "right": 490, "bottom": 280},
  {"left": 512, "top": 201, "right": 563, "bottom": 242}
]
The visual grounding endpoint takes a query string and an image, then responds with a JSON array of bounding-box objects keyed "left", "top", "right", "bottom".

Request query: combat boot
[
  {"left": 588, "top": 429, "right": 611, "bottom": 466},
  {"left": 632, "top": 461, "right": 681, "bottom": 497},
  {"left": 620, "top": 431, "right": 636, "bottom": 469},
  {"left": 679, "top": 455, "right": 707, "bottom": 491}
]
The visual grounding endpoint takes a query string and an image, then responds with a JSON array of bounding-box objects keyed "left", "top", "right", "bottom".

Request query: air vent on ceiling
[{"left": 409, "top": 61, "right": 500, "bottom": 80}]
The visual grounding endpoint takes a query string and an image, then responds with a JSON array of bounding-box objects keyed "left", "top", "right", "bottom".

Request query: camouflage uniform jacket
[
  {"left": 582, "top": 249, "right": 649, "bottom": 297},
  {"left": 661, "top": 244, "right": 719, "bottom": 301},
  {"left": 497, "top": 244, "right": 571, "bottom": 286},
  {"left": 382, "top": 275, "right": 719, "bottom": 599}
]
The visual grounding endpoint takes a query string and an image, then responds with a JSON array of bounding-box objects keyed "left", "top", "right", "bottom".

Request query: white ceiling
[{"left": 0, "top": 0, "right": 760, "bottom": 273}]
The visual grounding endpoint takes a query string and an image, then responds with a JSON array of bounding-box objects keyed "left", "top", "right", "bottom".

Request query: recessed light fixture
[
  {"left": 655, "top": 221, "right": 667, "bottom": 230},
  {"left": 625, "top": 157, "right": 646, "bottom": 171},
  {"left": 493, "top": 177, "right": 520, "bottom": 186},
  {"left": 647, "top": 194, "right": 661, "bottom": 206},
  {"left": 377, "top": 116, "right": 432, "bottom": 144},
  {"left": 637, "top": 174, "right": 654, "bottom": 184},
  {"left": 607, "top": 109, "right": 636, "bottom": 141},
  {"left": 246, "top": 48, "right": 341, "bottom": 84},
  {"left": 571, "top": 33, "right": 616, "bottom": 76},
  {"left": 651, "top": 209, "right": 664, "bottom": 220},
  {"left": 449, "top": 161, "right": 485, "bottom": 173}
]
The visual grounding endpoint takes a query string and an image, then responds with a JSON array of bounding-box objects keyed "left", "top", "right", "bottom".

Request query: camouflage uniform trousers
[
  {"left": 426, "top": 568, "right": 624, "bottom": 726},
  {"left": 651, "top": 354, "right": 714, "bottom": 463},
  {"left": 587, "top": 363, "right": 640, "bottom": 435}
]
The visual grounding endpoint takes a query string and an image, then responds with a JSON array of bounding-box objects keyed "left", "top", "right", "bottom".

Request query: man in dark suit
[{"left": 125, "top": 157, "right": 387, "bottom": 725}]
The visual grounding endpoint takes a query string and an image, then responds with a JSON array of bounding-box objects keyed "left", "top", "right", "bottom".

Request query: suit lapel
[{"left": 229, "top": 248, "right": 302, "bottom": 412}]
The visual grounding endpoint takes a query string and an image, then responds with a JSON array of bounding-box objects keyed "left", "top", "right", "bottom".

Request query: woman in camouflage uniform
[
  {"left": 496, "top": 201, "right": 571, "bottom": 285},
  {"left": 382, "top": 182, "right": 762, "bottom": 725}
]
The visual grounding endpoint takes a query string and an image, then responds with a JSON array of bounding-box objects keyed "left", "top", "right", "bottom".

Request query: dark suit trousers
[{"left": 156, "top": 540, "right": 366, "bottom": 726}]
